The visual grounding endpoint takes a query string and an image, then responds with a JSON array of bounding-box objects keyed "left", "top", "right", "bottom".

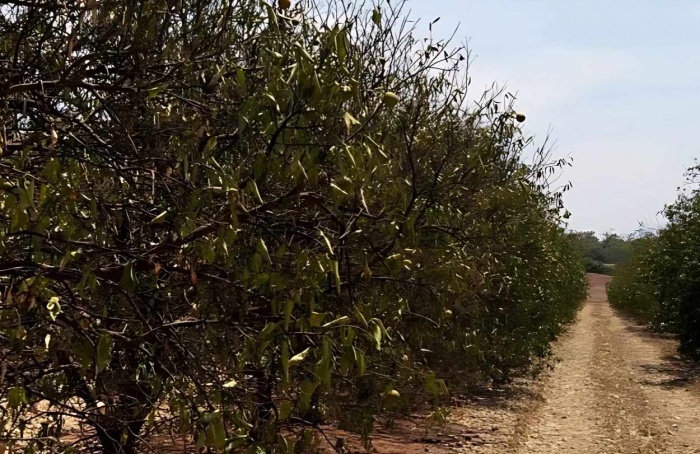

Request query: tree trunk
[{"left": 95, "top": 419, "right": 145, "bottom": 454}]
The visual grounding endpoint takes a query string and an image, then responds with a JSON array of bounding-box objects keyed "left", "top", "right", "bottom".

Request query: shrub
[
  {"left": 584, "top": 257, "right": 614, "bottom": 276},
  {"left": 653, "top": 188, "right": 700, "bottom": 354},
  {"left": 568, "top": 230, "right": 629, "bottom": 275},
  {"left": 607, "top": 165, "right": 700, "bottom": 354},
  {"left": 607, "top": 234, "right": 660, "bottom": 324}
]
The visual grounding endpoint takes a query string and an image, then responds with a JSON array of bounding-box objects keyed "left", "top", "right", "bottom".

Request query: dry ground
[{"left": 321, "top": 274, "right": 700, "bottom": 454}]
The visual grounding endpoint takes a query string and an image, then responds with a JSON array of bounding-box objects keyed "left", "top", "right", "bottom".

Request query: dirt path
[
  {"left": 517, "top": 276, "right": 700, "bottom": 453},
  {"left": 324, "top": 274, "right": 700, "bottom": 454},
  {"left": 512, "top": 274, "right": 700, "bottom": 454}
]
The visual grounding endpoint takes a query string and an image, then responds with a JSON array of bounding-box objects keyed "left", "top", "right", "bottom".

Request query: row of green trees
[
  {"left": 0, "top": 0, "right": 587, "bottom": 452},
  {"left": 608, "top": 164, "right": 700, "bottom": 357},
  {"left": 568, "top": 231, "right": 630, "bottom": 275}
]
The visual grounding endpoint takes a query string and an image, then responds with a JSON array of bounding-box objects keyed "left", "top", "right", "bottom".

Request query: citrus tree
[
  {"left": 0, "top": 0, "right": 586, "bottom": 452},
  {"left": 608, "top": 164, "right": 700, "bottom": 355}
]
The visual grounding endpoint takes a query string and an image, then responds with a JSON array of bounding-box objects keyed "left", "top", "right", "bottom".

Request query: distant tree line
[{"left": 568, "top": 231, "right": 631, "bottom": 275}]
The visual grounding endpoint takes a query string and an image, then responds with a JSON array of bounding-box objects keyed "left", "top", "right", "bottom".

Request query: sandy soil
[
  {"left": 512, "top": 273, "right": 700, "bottom": 454},
  {"left": 322, "top": 274, "right": 700, "bottom": 454}
]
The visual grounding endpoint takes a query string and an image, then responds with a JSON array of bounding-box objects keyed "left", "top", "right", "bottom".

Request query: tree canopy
[
  {"left": 609, "top": 164, "right": 700, "bottom": 356},
  {"left": 0, "top": 1, "right": 587, "bottom": 452},
  {"left": 569, "top": 231, "right": 631, "bottom": 275}
]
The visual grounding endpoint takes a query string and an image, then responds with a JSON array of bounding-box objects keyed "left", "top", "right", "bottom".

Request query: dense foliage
[
  {"left": 0, "top": 0, "right": 587, "bottom": 452},
  {"left": 569, "top": 231, "right": 630, "bottom": 275},
  {"left": 605, "top": 234, "right": 660, "bottom": 323},
  {"left": 608, "top": 165, "right": 700, "bottom": 357}
]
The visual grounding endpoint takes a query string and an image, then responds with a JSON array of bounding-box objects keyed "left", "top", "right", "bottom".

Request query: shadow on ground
[
  {"left": 615, "top": 312, "right": 700, "bottom": 390},
  {"left": 636, "top": 354, "right": 700, "bottom": 389},
  {"left": 318, "top": 381, "right": 539, "bottom": 454}
]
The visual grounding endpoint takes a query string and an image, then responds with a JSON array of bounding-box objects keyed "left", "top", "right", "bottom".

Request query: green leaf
[
  {"left": 355, "top": 348, "right": 366, "bottom": 375},
  {"left": 342, "top": 327, "right": 356, "bottom": 347},
  {"left": 383, "top": 389, "right": 401, "bottom": 408},
  {"left": 283, "top": 299, "right": 294, "bottom": 331},
  {"left": 330, "top": 183, "right": 348, "bottom": 196},
  {"left": 336, "top": 28, "right": 348, "bottom": 63},
  {"left": 322, "top": 316, "right": 350, "bottom": 328},
  {"left": 293, "top": 42, "right": 315, "bottom": 64},
  {"left": 59, "top": 248, "right": 81, "bottom": 269},
  {"left": 250, "top": 180, "right": 263, "bottom": 204},
  {"left": 299, "top": 379, "right": 318, "bottom": 411},
  {"left": 203, "top": 411, "right": 226, "bottom": 449},
  {"left": 289, "top": 347, "right": 311, "bottom": 366},
  {"left": 343, "top": 112, "right": 360, "bottom": 134},
  {"left": 8, "top": 387, "right": 26, "bottom": 410},
  {"left": 120, "top": 261, "right": 137, "bottom": 292},
  {"left": 96, "top": 333, "right": 113, "bottom": 373},
  {"left": 376, "top": 318, "right": 391, "bottom": 339},
  {"left": 372, "top": 8, "right": 382, "bottom": 26},
  {"left": 203, "top": 137, "right": 217, "bottom": 156},
  {"left": 331, "top": 260, "right": 341, "bottom": 294},
  {"left": 312, "top": 69, "right": 322, "bottom": 94},
  {"left": 236, "top": 68, "right": 247, "bottom": 92},
  {"left": 340, "top": 346, "right": 354, "bottom": 375},
  {"left": 310, "top": 311, "right": 326, "bottom": 327},
  {"left": 277, "top": 434, "right": 291, "bottom": 453},
  {"left": 46, "top": 296, "right": 61, "bottom": 321},
  {"left": 259, "top": 322, "right": 278, "bottom": 340},
  {"left": 265, "top": 3, "right": 279, "bottom": 30},
  {"left": 264, "top": 93, "right": 280, "bottom": 113},
  {"left": 257, "top": 238, "right": 272, "bottom": 265},
  {"left": 354, "top": 306, "right": 369, "bottom": 328},
  {"left": 424, "top": 373, "right": 447, "bottom": 400},
  {"left": 437, "top": 379, "right": 449, "bottom": 396},
  {"left": 371, "top": 322, "right": 382, "bottom": 351},
  {"left": 291, "top": 159, "right": 308, "bottom": 181},
  {"left": 217, "top": 435, "right": 245, "bottom": 451},
  {"left": 196, "top": 431, "right": 205, "bottom": 451},
  {"left": 281, "top": 340, "right": 290, "bottom": 385},
  {"left": 147, "top": 85, "right": 165, "bottom": 99},
  {"left": 150, "top": 211, "right": 168, "bottom": 224},
  {"left": 343, "top": 145, "right": 357, "bottom": 167},
  {"left": 319, "top": 337, "right": 333, "bottom": 390},
  {"left": 279, "top": 400, "right": 293, "bottom": 421}
]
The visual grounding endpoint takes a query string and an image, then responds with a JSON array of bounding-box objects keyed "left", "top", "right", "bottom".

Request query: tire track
[{"left": 516, "top": 274, "right": 700, "bottom": 454}]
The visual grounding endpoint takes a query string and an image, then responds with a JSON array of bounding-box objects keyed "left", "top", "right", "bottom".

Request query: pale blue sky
[{"left": 408, "top": 0, "right": 700, "bottom": 235}]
